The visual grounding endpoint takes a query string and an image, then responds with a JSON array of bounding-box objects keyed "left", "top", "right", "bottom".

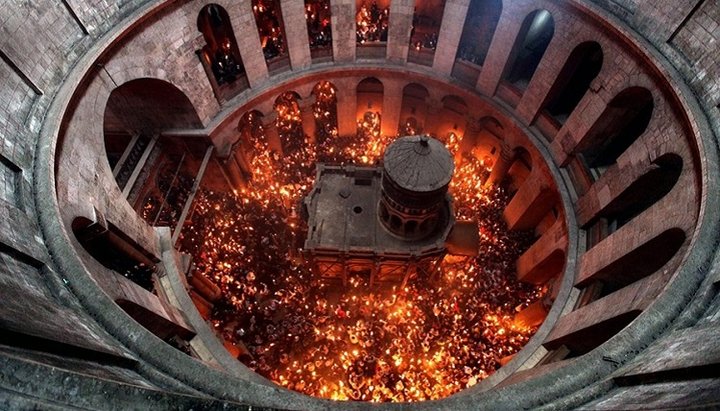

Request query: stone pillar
[
  {"left": 331, "top": 0, "right": 356, "bottom": 63},
  {"left": 432, "top": 0, "right": 470, "bottom": 76},
  {"left": 422, "top": 99, "right": 444, "bottom": 137},
  {"left": 458, "top": 116, "right": 482, "bottom": 161},
  {"left": 299, "top": 95, "right": 317, "bottom": 144},
  {"left": 386, "top": 0, "right": 414, "bottom": 63},
  {"left": 227, "top": 0, "right": 269, "bottom": 87},
  {"left": 263, "top": 113, "right": 284, "bottom": 156},
  {"left": 237, "top": 140, "right": 255, "bottom": 174},
  {"left": 549, "top": 91, "right": 613, "bottom": 167},
  {"left": 516, "top": 219, "right": 566, "bottom": 284},
  {"left": 224, "top": 151, "right": 248, "bottom": 189},
  {"left": 281, "top": 0, "right": 312, "bottom": 70},
  {"left": 381, "top": 79, "right": 404, "bottom": 137},
  {"left": 485, "top": 142, "right": 513, "bottom": 187},
  {"left": 503, "top": 168, "right": 556, "bottom": 231},
  {"left": 476, "top": 5, "right": 520, "bottom": 96},
  {"left": 335, "top": 78, "right": 358, "bottom": 137}
]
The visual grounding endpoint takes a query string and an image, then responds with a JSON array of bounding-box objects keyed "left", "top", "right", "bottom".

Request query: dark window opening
[{"left": 501, "top": 9, "right": 554, "bottom": 91}]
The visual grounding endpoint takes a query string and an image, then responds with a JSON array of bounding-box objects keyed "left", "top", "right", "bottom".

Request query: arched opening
[
  {"left": 103, "top": 79, "right": 216, "bottom": 233},
  {"left": 501, "top": 9, "right": 554, "bottom": 92},
  {"left": 103, "top": 78, "right": 203, "bottom": 197},
  {"left": 305, "top": 0, "right": 333, "bottom": 62},
  {"left": 452, "top": 0, "right": 502, "bottom": 84},
  {"left": 407, "top": 0, "right": 447, "bottom": 66},
  {"left": 405, "top": 220, "right": 418, "bottom": 235},
  {"left": 312, "top": 81, "right": 339, "bottom": 148},
  {"left": 399, "top": 83, "right": 429, "bottom": 135},
  {"left": 274, "top": 91, "right": 305, "bottom": 155},
  {"left": 356, "top": 0, "right": 390, "bottom": 58},
  {"left": 197, "top": 4, "right": 248, "bottom": 102},
  {"left": 252, "top": 0, "right": 290, "bottom": 73},
  {"left": 357, "top": 78, "right": 384, "bottom": 137},
  {"left": 541, "top": 41, "right": 603, "bottom": 124},
  {"left": 576, "top": 87, "right": 654, "bottom": 178}
]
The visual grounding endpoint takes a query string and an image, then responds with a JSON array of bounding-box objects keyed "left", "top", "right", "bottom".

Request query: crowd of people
[
  {"left": 176, "top": 96, "right": 543, "bottom": 401},
  {"left": 357, "top": 1, "right": 389, "bottom": 44}
]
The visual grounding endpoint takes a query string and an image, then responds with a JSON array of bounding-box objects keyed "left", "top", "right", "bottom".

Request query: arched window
[
  {"left": 312, "top": 81, "right": 339, "bottom": 148},
  {"left": 305, "top": 0, "right": 333, "bottom": 61},
  {"left": 501, "top": 9, "right": 554, "bottom": 91},
  {"left": 576, "top": 87, "right": 654, "bottom": 177},
  {"left": 400, "top": 83, "right": 429, "bottom": 135},
  {"left": 407, "top": 0, "right": 447, "bottom": 66},
  {"left": 452, "top": 0, "right": 502, "bottom": 84},
  {"left": 274, "top": 92, "right": 304, "bottom": 155},
  {"left": 542, "top": 41, "right": 603, "bottom": 124},
  {"left": 197, "top": 4, "right": 248, "bottom": 101},
  {"left": 252, "top": 0, "right": 290, "bottom": 73},
  {"left": 356, "top": 0, "right": 390, "bottom": 58}
]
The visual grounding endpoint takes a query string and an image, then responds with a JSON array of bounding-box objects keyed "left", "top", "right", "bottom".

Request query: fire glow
[{"left": 179, "top": 84, "right": 543, "bottom": 402}]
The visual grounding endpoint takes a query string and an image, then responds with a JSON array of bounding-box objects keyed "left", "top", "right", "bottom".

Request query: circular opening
[{"left": 353, "top": 205, "right": 363, "bottom": 214}]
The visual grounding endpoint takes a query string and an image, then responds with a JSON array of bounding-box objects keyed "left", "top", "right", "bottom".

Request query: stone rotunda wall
[{"left": 0, "top": 0, "right": 719, "bottom": 409}]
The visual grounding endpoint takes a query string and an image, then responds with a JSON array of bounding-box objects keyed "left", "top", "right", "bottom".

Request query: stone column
[
  {"left": 331, "top": 0, "right": 356, "bottom": 63},
  {"left": 263, "top": 113, "right": 284, "bottom": 156},
  {"left": 475, "top": 5, "right": 520, "bottom": 96},
  {"left": 223, "top": 150, "right": 248, "bottom": 189},
  {"left": 458, "top": 115, "right": 482, "bottom": 161},
  {"left": 386, "top": 0, "right": 414, "bottom": 63},
  {"left": 422, "top": 98, "right": 444, "bottom": 137},
  {"left": 516, "top": 219, "right": 566, "bottom": 284},
  {"left": 335, "top": 78, "right": 358, "bottom": 137},
  {"left": 227, "top": 1, "right": 269, "bottom": 87},
  {"left": 503, "top": 168, "right": 557, "bottom": 231},
  {"left": 432, "top": 0, "right": 470, "bottom": 76},
  {"left": 299, "top": 95, "right": 317, "bottom": 144},
  {"left": 381, "top": 78, "right": 404, "bottom": 137},
  {"left": 281, "top": 0, "right": 312, "bottom": 70},
  {"left": 485, "top": 142, "right": 513, "bottom": 187}
]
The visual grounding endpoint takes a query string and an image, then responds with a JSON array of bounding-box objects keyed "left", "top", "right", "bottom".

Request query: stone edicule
[
  {"left": 380, "top": 135, "right": 455, "bottom": 240},
  {"left": 302, "top": 161, "right": 453, "bottom": 286}
]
